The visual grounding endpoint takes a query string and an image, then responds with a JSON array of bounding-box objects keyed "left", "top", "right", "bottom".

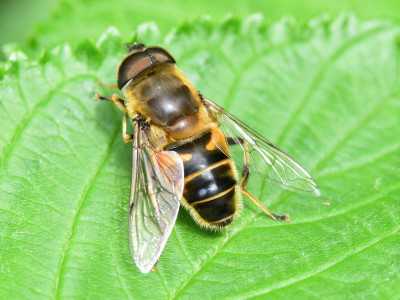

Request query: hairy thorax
[{"left": 123, "top": 65, "right": 212, "bottom": 145}]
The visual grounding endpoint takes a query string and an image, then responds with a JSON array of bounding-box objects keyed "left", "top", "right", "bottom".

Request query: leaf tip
[
  {"left": 96, "top": 26, "right": 121, "bottom": 48},
  {"left": 7, "top": 51, "right": 28, "bottom": 62},
  {"left": 243, "top": 13, "right": 264, "bottom": 31},
  {"left": 136, "top": 22, "right": 161, "bottom": 44},
  {"left": 2, "top": 44, "right": 27, "bottom": 62}
]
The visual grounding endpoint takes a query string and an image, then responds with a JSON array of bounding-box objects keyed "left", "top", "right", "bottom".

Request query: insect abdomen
[{"left": 171, "top": 131, "right": 239, "bottom": 228}]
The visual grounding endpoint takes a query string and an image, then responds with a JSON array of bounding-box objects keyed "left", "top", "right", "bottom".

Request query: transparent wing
[
  {"left": 203, "top": 98, "right": 319, "bottom": 195},
  {"left": 128, "top": 125, "right": 184, "bottom": 273}
]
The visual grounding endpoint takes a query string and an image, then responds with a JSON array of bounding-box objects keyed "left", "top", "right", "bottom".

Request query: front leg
[
  {"left": 122, "top": 113, "right": 134, "bottom": 143},
  {"left": 94, "top": 92, "right": 127, "bottom": 113},
  {"left": 94, "top": 91, "right": 134, "bottom": 143},
  {"left": 97, "top": 82, "right": 118, "bottom": 89}
]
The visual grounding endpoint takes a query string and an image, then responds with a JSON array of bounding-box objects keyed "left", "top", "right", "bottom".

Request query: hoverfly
[{"left": 95, "top": 43, "right": 319, "bottom": 273}]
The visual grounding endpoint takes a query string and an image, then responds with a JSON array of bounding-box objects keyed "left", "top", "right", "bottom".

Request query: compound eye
[
  {"left": 147, "top": 47, "right": 176, "bottom": 64},
  {"left": 117, "top": 52, "right": 152, "bottom": 89}
]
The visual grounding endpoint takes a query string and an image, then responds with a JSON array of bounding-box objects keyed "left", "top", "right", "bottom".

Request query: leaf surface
[
  {"left": 23, "top": 0, "right": 400, "bottom": 56},
  {"left": 1, "top": 16, "right": 400, "bottom": 299}
]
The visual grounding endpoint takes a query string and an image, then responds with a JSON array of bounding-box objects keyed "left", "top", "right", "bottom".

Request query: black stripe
[
  {"left": 170, "top": 130, "right": 238, "bottom": 226},
  {"left": 193, "top": 188, "right": 236, "bottom": 223},
  {"left": 184, "top": 164, "right": 236, "bottom": 203},
  {"left": 171, "top": 132, "right": 227, "bottom": 176},
  {"left": 214, "top": 217, "right": 233, "bottom": 227}
]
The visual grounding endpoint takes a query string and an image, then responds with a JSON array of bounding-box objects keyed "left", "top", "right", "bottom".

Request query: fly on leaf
[{"left": 95, "top": 43, "right": 319, "bottom": 273}]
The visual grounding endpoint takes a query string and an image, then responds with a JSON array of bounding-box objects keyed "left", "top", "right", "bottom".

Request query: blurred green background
[{"left": 1, "top": 0, "right": 400, "bottom": 59}]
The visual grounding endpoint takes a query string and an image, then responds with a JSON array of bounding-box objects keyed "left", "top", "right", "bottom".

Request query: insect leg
[
  {"left": 151, "top": 259, "right": 160, "bottom": 272},
  {"left": 94, "top": 92, "right": 127, "bottom": 112},
  {"left": 94, "top": 92, "right": 133, "bottom": 142},
  {"left": 97, "top": 82, "right": 118, "bottom": 89},
  {"left": 241, "top": 190, "right": 290, "bottom": 222},
  {"left": 226, "top": 137, "right": 290, "bottom": 222},
  {"left": 123, "top": 113, "right": 134, "bottom": 143}
]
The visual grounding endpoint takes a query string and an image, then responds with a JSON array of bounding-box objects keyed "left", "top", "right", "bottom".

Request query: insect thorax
[{"left": 124, "top": 66, "right": 204, "bottom": 140}]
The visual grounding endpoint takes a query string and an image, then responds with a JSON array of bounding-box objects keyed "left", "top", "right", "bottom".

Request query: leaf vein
[
  {"left": 53, "top": 123, "right": 121, "bottom": 298},
  {"left": 314, "top": 88, "right": 400, "bottom": 172},
  {"left": 0, "top": 74, "right": 99, "bottom": 169},
  {"left": 274, "top": 25, "right": 393, "bottom": 146},
  {"left": 238, "top": 226, "right": 400, "bottom": 298},
  {"left": 170, "top": 25, "right": 396, "bottom": 299}
]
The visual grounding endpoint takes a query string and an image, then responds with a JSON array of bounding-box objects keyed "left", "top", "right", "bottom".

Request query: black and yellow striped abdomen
[{"left": 170, "top": 130, "right": 240, "bottom": 228}]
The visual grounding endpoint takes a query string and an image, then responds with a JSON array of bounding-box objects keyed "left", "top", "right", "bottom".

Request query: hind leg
[{"left": 226, "top": 137, "right": 289, "bottom": 222}]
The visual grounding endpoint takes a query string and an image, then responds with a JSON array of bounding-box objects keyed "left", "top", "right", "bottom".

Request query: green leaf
[
  {"left": 18, "top": 0, "right": 400, "bottom": 58},
  {"left": 1, "top": 15, "right": 400, "bottom": 299}
]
